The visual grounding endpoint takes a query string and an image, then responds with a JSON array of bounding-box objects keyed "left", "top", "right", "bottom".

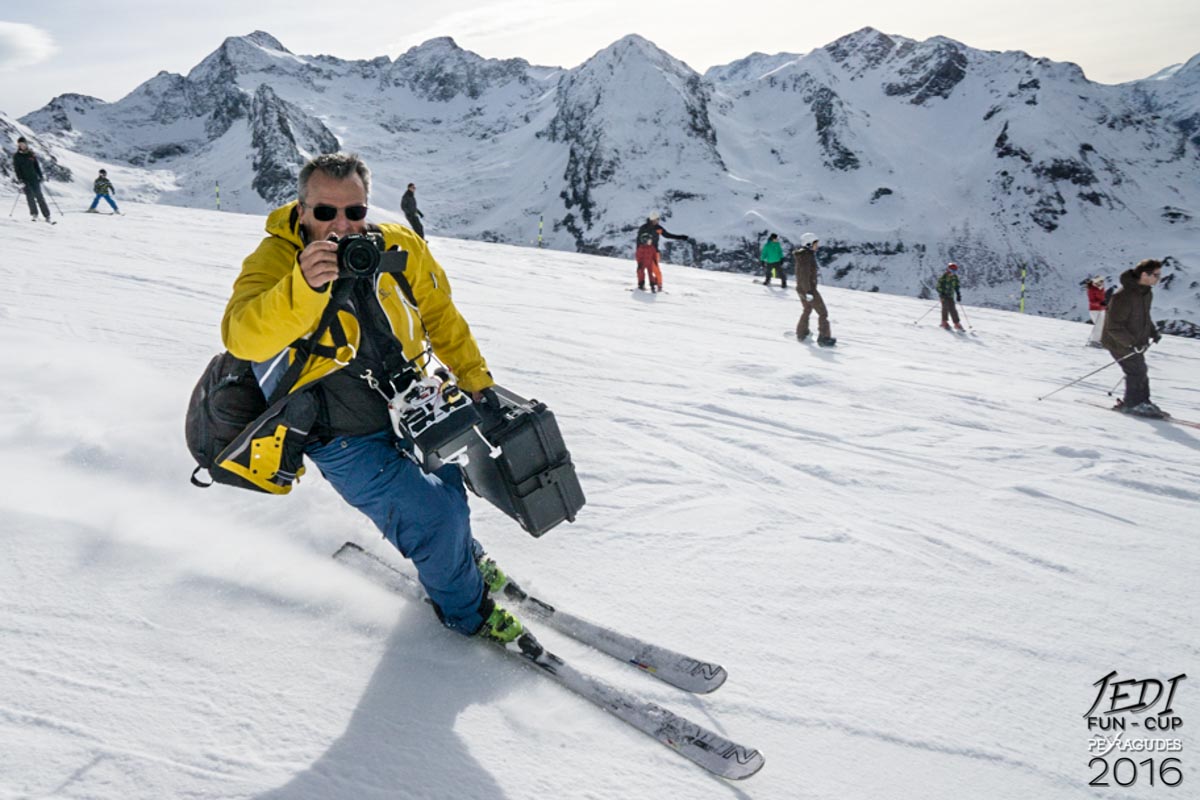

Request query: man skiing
[
  {"left": 794, "top": 232, "right": 835, "bottom": 346},
  {"left": 760, "top": 233, "right": 785, "bottom": 288},
  {"left": 1085, "top": 275, "right": 1107, "bottom": 347},
  {"left": 401, "top": 182, "right": 425, "bottom": 239},
  {"left": 222, "top": 152, "right": 521, "bottom": 644},
  {"left": 937, "top": 262, "right": 964, "bottom": 331},
  {"left": 12, "top": 136, "right": 54, "bottom": 224},
  {"left": 634, "top": 211, "right": 690, "bottom": 292},
  {"left": 86, "top": 169, "right": 120, "bottom": 214},
  {"left": 1101, "top": 259, "right": 1165, "bottom": 417}
]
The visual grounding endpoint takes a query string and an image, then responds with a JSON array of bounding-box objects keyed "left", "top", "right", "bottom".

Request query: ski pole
[
  {"left": 1107, "top": 375, "right": 1125, "bottom": 397},
  {"left": 913, "top": 303, "right": 939, "bottom": 325},
  {"left": 43, "top": 183, "right": 65, "bottom": 216},
  {"left": 1037, "top": 349, "right": 1142, "bottom": 401},
  {"left": 959, "top": 303, "right": 973, "bottom": 330},
  {"left": 8, "top": 191, "right": 20, "bottom": 217}
]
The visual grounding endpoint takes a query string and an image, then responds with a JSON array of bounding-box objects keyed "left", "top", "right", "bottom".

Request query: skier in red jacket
[
  {"left": 634, "top": 212, "right": 689, "bottom": 293},
  {"left": 1085, "top": 276, "right": 1107, "bottom": 348}
]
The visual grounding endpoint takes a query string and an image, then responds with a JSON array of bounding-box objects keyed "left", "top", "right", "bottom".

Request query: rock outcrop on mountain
[{"left": 13, "top": 28, "right": 1200, "bottom": 332}]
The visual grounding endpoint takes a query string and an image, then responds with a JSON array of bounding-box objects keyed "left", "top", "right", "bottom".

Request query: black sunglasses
[{"left": 310, "top": 203, "right": 368, "bottom": 222}]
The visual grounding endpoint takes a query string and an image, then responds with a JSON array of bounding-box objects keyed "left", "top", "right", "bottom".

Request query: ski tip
[
  {"left": 332, "top": 541, "right": 365, "bottom": 558},
  {"left": 697, "top": 667, "right": 729, "bottom": 694},
  {"left": 724, "top": 750, "right": 766, "bottom": 780}
]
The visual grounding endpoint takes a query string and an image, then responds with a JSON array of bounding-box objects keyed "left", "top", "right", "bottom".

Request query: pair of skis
[
  {"left": 333, "top": 542, "right": 764, "bottom": 780},
  {"left": 1076, "top": 399, "right": 1200, "bottom": 429}
]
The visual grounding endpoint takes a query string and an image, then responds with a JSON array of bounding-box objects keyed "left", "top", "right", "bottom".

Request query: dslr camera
[{"left": 335, "top": 233, "right": 409, "bottom": 278}]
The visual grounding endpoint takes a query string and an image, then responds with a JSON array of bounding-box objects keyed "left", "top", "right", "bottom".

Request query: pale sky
[{"left": 2, "top": 0, "right": 1197, "bottom": 118}]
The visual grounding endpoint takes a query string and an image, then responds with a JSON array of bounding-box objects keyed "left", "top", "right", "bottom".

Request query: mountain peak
[
  {"left": 824, "top": 27, "right": 899, "bottom": 70},
  {"left": 583, "top": 33, "right": 696, "bottom": 77},
  {"left": 241, "top": 31, "right": 290, "bottom": 53},
  {"left": 403, "top": 36, "right": 463, "bottom": 56}
]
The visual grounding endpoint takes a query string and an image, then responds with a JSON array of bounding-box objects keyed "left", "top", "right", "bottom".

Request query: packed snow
[{"left": 0, "top": 200, "right": 1197, "bottom": 798}]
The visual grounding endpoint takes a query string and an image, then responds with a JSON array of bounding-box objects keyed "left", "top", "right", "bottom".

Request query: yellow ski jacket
[{"left": 222, "top": 202, "right": 494, "bottom": 395}]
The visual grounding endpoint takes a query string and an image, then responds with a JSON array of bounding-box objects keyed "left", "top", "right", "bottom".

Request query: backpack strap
[{"left": 267, "top": 279, "right": 355, "bottom": 405}]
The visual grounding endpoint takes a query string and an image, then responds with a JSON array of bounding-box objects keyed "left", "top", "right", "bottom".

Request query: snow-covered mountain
[{"left": 7, "top": 28, "right": 1200, "bottom": 332}]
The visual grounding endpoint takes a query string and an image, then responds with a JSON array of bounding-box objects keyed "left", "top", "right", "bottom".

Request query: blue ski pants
[
  {"left": 306, "top": 431, "right": 487, "bottom": 636},
  {"left": 89, "top": 193, "right": 119, "bottom": 212}
]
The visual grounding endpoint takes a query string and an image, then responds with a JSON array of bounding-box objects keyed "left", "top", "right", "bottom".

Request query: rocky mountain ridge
[{"left": 8, "top": 28, "right": 1200, "bottom": 332}]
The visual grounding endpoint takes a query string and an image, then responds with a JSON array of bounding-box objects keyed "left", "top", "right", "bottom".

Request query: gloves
[
  {"left": 1152, "top": 334, "right": 1162, "bottom": 345},
  {"left": 956, "top": 292, "right": 962, "bottom": 302}
]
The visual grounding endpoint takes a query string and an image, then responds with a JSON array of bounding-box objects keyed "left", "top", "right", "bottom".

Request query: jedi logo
[
  {"left": 1084, "top": 671, "right": 1187, "bottom": 788},
  {"left": 1084, "top": 671, "right": 1186, "bottom": 732}
]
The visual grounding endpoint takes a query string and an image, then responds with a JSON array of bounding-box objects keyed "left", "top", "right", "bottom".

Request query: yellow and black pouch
[{"left": 210, "top": 390, "right": 319, "bottom": 494}]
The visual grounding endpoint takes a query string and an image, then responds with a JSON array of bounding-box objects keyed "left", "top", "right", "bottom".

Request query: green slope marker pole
[
  {"left": 1020, "top": 265, "right": 1026, "bottom": 313},
  {"left": 538, "top": 214, "right": 543, "bottom": 248},
  {"left": 216, "top": 181, "right": 221, "bottom": 212}
]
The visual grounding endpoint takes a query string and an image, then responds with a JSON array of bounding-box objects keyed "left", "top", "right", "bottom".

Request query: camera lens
[{"left": 338, "top": 235, "right": 382, "bottom": 277}]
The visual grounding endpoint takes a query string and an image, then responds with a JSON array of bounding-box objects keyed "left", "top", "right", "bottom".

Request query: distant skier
[
  {"left": 401, "top": 182, "right": 425, "bottom": 239},
  {"left": 86, "top": 169, "right": 120, "bottom": 214},
  {"left": 760, "top": 233, "right": 785, "bottom": 288},
  {"left": 634, "top": 211, "right": 690, "bottom": 293},
  {"left": 1085, "top": 275, "right": 1107, "bottom": 348},
  {"left": 937, "top": 262, "right": 964, "bottom": 331},
  {"left": 11, "top": 136, "right": 54, "bottom": 224},
  {"left": 1102, "top": 259, "right": 1165, "bottom": 417},
  {"left": 794, "top": 232, "right": 835, "bottom": 346}
]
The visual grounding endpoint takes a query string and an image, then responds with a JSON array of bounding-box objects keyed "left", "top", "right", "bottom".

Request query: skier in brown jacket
[
  {"left": 1101, "top": 259, "right": 1164, "bottom": 417},
  {"left": 794, "top": 233, "right": 836, "bottom": 346}
]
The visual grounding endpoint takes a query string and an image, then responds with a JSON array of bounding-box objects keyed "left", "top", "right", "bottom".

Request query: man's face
[
  {"left": 1139, "top": 268, "right": 1163, "bottom": 287},
  {"left": 299, "top": 171, "right": 368, "bottom": 241},
  {"left": 16, "top": 141, "right": 28, "bottom": 151}
]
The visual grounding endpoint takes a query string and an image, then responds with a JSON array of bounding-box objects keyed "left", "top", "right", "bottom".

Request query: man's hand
[
  {"left": 956, "top": 292, "right": 962, "bottom": 302},
  {"left": 471, "top": 386, "right": 499, "bottom": 405},
  {"left": 298, "top": 239, "right": 340, "bottom": 290}
]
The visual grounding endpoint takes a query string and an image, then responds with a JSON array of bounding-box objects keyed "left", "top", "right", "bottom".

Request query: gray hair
[{"left": 297, "top": 152, "right": 371, "bottom": 204}]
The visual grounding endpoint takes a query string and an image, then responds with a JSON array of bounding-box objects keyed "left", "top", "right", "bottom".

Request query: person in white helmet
[
  {"left": 633, "top": 211, "right": 690, "bottom": 292},
  {"left": 794, "top": 232, "right": 835, "bottom": 346}
]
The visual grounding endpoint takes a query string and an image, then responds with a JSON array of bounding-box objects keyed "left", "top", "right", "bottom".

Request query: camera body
[{"left": 335, "top": 233, "right": 409, "bottom": 278}]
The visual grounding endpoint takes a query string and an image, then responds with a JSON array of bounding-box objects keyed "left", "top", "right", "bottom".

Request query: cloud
[
  {"left": 386, "top": 0, "right": 594, "bottom": 61},
  {"left": 0, "top": 21, "right": 57, "bottom": 71}
]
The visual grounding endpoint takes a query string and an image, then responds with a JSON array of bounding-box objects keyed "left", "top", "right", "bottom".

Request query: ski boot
[
  {"left": 476, "top": 555, "right": 508, "bottom": 594},
  {"left": 817, "top": 336, "right": 837, "bottom": 347},
  {"left": 954, "top": 322, "right": 966, "bottom": 331},
  {"left": 476, "top": 599, "right": 524, "bottom": 645},
  {"left": 1125, "top": 401, "right": 1166, "bottom": 419},
  {"left": 85, "top": 208, "right": 99, "bottom": 214},
  {"left": 940, "top": 321, "right": 951, "bottom": 330},
  {"left": 796, "top": 330, "right": 810, "bottom": 342},
  {"left": 650, "top": 283, "right": 661, "bottom": 294},
  {"left": 636, "top": 283, "right": 646, "bottom": 291}
]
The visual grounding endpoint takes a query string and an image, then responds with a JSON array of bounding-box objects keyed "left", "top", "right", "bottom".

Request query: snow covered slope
[
  {"left": 0, "top": 203, "right": 1197, "bottom": 799},
  {"left": 9, "top": 28, "right": 1200, "bottom": 333}
]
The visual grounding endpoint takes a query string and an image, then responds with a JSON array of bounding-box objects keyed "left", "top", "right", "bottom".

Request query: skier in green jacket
[
  {"left": 760, "top": 233, "right": 785, "bottom": 287},
  {"left": 937, "top": 263, "right": 964, "bottom": 331}
]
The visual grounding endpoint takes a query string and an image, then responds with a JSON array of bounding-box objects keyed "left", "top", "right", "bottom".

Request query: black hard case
[{"left": 461, "top": 386, "right": 585, "bottom": 537}]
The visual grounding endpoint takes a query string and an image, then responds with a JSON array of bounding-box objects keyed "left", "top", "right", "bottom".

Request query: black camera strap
[{"left": 266, "top": 278, "right": 355, "bottom": 405}]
